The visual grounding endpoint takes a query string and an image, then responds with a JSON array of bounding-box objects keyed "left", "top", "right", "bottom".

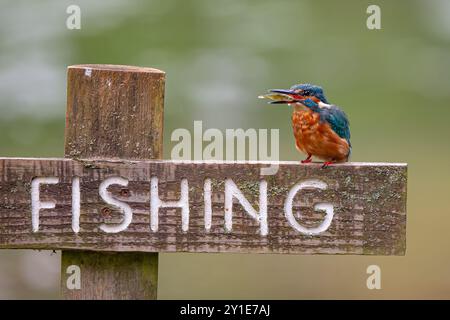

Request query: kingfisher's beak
[
  {"left": 258, "top": 89, "right": 303, "bottom": 104},
  {"left": 269, "top": 89, "right": 296, "bottom": 95}
]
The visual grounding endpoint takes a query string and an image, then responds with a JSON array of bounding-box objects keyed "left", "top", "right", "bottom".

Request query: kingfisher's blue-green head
[{"left": 259, "top": 83, "right": 329, "bottom": 104}]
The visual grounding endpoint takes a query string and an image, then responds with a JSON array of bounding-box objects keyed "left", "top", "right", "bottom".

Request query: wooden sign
[
  {"left": 0, "top": 157, "right": 407, "bottom": 255},
  {"left": 1, "top": 64, "right": 409, "bottom": 299}
]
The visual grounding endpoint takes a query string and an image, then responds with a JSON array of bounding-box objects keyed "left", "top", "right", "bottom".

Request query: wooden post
[{"left": 61, "top": 64, "right": 165, "bottom": 299}]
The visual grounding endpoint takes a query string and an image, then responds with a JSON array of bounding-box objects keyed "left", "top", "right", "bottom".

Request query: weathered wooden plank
[
  {"left": 0, "top": 158, "right": 407, "bottom": 255},
  {"left": 62, "top": 64, "right": 164, "bottom": 299}
]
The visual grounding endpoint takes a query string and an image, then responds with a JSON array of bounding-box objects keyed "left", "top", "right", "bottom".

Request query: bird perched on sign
[{"left": 259, "top": 84, "right": 351, "bottom": 168}]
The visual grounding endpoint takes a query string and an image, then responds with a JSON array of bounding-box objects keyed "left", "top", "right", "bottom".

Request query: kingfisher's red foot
[
  {"left": 301, "top": 155, "right": 312, "bottom": 164},
  {"left": 321, "top": 161, "right": 334, "bottom": 168}
]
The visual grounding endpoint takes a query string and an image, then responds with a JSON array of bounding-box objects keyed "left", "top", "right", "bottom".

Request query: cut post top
[{"left": 69, "top": 64, "right": 165, "bottom": 74}]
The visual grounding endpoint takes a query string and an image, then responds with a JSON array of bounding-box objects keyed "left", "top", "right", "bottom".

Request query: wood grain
[
  {"left": 65, "top": 64, "right": 165, "bottom": 160},
  {"left": 0, "top": 158, "right": 407, "bottom": 255},
  {"left": 60, "top": 251, "right": 158, "bottom": 299},
  {"left": 62, "top": 64, "right": 164, "bottom": 299}
]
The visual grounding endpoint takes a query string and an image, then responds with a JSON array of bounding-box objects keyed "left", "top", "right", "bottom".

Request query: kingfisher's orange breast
[{"left": 292, "top": 109, "right": 350, "bottom": 162}]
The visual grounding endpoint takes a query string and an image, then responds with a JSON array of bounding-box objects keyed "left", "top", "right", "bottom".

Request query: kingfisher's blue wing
[{"left": 319, "top": 105, "right": 351, "bottom": 145}]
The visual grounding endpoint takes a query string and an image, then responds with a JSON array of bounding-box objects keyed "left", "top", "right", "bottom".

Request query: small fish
[{"left": 258, "top": 92, "right": 295, "bottom": 103}]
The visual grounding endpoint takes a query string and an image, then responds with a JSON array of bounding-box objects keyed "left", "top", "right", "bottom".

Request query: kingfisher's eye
[{"left": 302, "top": 90, "right": 310, "bottom": 96}]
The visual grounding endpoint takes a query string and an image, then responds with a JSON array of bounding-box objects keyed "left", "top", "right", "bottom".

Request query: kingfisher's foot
[
  {"left": 301, "top": 155, "right": 312, "bottom": 164},
  {"left": 321, "top": 161, "right": 334, "bottom": 169}
]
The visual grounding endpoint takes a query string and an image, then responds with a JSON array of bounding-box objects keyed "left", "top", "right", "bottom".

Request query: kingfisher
[{"left": 259, "top": 83, "right": 351, "bottom": 168}]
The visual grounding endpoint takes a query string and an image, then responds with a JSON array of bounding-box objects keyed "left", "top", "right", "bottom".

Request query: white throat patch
[{"left": 318, "top": 101, "right": 332, "bottom": 109}]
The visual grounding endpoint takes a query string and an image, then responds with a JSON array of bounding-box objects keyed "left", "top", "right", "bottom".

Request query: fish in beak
[{"left": 258, "top": 89, "right": 304, "bottom": 104}]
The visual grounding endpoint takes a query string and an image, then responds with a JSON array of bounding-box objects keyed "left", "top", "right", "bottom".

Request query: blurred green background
[{"left": 1, "top": 0, "right": 450, "bottom": 299}]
